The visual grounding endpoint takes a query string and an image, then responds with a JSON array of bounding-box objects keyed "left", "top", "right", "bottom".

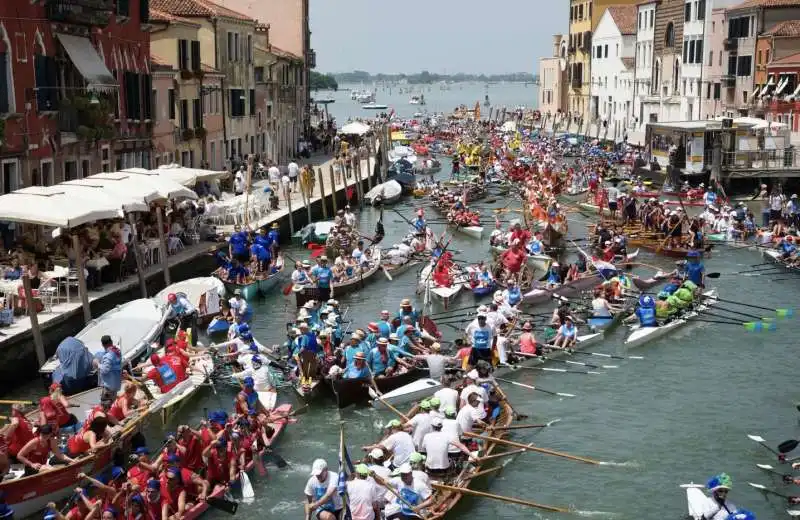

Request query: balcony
[
  {"left": 571, "top": 77, "right": 582, "bottom": 89},
  {"left": 46, "top": 0, "right": 114, "bottom": 26},
  {"left": 723, "top": 38, "right": 738, "bottom": 53},
  {"left": 722, "top": 75, "right": 736, "bottom": 88}
]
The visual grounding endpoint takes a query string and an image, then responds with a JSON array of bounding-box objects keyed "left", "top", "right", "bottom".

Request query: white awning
[
  {"left": 56, "top": 33, "right": 117, "bottom": 91},
  {"left": 0, "top": 186, "right": 123, "bottom": 227},
  {"left": 775, "top": 76, "right": 790, "bottom": 97},
  {"left": 77, "top": 173, "right": 162, "bottom": 204},
  {"left": 750, "top": 86, "right": 762, "bottom": 101},
  {"left": 118, "top": 168, "right": 198, "bottom": 200},
  {"left": 761, "top": 75, "right": 776, "bottom": 98},
  {"left": 155, "top": 164, "right": 227, "bottom": 186},
  {"left": 788, "top": 83, "right": 800, "bottom": 101},
  {"left": 56, "top": 182, "right": 149, "bottom": 212},
  {"left": 340, "top": 121, "right": 371, "bottom": 136}
]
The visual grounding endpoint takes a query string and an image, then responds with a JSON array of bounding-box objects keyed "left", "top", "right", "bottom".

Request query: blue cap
[
  {"left": 146, "top": 480, "right": 160, "bottom": 491},
  {"left": 111, "top": 466, "right": 124, "bottom": 479},
  {"left": 242, "top": 332, "right": 253, "bottom": 341},
  {"left": 248, "top": 344, "right": 258, "bottom": 352},
  {"left": 251, "top": 355, "right": 262, "bottom": 365},
  {"left": 687, "top": 250, "right": 701, "bottom": 258},
  {"left": 167, "top": 454, "right": 180, "bottom": 463},
  {"left": 166, "top": 466, "right": 181, "bottom": 477},
  {"left": 43, "top": 509, "right": 56, "bottom": 520},
  {"left": 238, "top": 324, "right": 250, "bottom": 334},
  {"left": 130, "top": 494, "right": 144, "bottom": 504},
  {"left": 243, "top": 376, "right": 255, "bottom": 387},
  {"left": 726, "top": 511, "right": 755, "bottom": 520},
  {"left": 134, "top": 447, "right": 150, "bottom": 455},
  {"left": 208, "top": 410, "right": 228, "bottom": 424}
]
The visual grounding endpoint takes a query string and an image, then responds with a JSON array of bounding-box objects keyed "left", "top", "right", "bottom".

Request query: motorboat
[
  {"left": 154, "top": 277, "right": 225, "bottom": 325},
  {"left": 292, "top": 220, "right": 337, "bottom": 246},
  {"left": 362, "top": 103, "right": 388, "bottom": 110},
  {"left": 364, "top": 180, "right": 403, "bottom": 206}
]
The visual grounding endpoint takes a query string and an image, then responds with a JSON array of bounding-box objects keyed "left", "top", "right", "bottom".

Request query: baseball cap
[{"left": 311, "top": 459, "right": 327, "bottom": 476}]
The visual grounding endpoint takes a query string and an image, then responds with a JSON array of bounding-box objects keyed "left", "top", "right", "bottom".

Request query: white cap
[
  {"left": 326, "top": 317, "right": 338, "bottom": 326},
  {"left": 370, "top": 448, "right": 384, "bottom": 459},
  {"left": 303, "top": 301, "right": 315, "bottom": 309},
  {"left": 477, "top": 305, "right": 489, "bottom": 313},
  {"left": 311, "top": 459, "right": 327, "bottom": 476},
  {"left": 431, "top": 416, "right": 443, "bottom": 427},
  {"left": 467, "top": 369, "right": 479, "bottom": 379},
  {"left": 477, "top": 312, "right": 487, "bottom": 318},
  {"left": 397, "top": 463, "right": 413, "bottom": 474}
]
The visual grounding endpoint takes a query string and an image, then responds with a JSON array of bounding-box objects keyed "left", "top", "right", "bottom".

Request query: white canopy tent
[
  {"left": 65, "top": 173, "right": 161, "bottom": 206},
  {"left": 155, "top": 164, "right": 227, "bottom": 187},
  {"left": 0, "top": 185, "right": 124, "bottom": 228},
  {"left": 118, "top": 168, "right": 199, "bottom": 201},
  {"left": 340, "top": 121, "right": 372, "bottom": 136},
  {"left": 51, "top": 182, "right": 149, "bottom": 213}
]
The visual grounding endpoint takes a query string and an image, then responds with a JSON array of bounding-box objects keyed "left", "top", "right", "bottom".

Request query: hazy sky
[{"left": 309, "top": 0, "right": 568, "bottom": 74}]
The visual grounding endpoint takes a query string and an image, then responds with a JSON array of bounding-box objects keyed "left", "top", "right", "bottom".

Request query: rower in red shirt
[
  {"left": 177, "top": 425, "right": 204, "bottom": 472},
  {"left": 67, "top": 418, "right": 111, "bottom": 458},
  {"left": 46, "top": 488, "right": 100, "bottom": 520},
  {"left": 17, "top": 424, "right": 73, "bottom": 474},
  {"left": 500, "top": 241, "right": 527, "bottom": 275},
  {"left": 127, "top": 447, "right": 159, "bottom": 491},
  {"left": 158, "top": 466, "right": 210, "bottom": 520},
  {"left": 202, "top": 440, "right": 230, "bottom": 486},
  {"left": 39, "top": 383, "right": 79, "bottom": 434},
  {"left": 509, "top": 222, "right": 531, "bottom": 247},
  {"left": 77, "top": 468, "right": 126, "bottom": 510},
  {"left": 140, "top": 480, "right": 163, "bottom": 520},
  {"left": 141, "top": 354, "right": 181, "bottom": 394},
  {"left": 7, "top": 403, "right": 34, "bottom": 462},
  {"left": 432, "top": 262, "right": 452, "bottom": 287},
  {"left": 108, "top": 383, "right": 144, "bottom": 422}
]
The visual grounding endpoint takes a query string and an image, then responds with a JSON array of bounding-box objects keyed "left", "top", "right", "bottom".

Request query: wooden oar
[
  {"left": 491, "top": 419, "right": 562, "bottom": 431},
  {"left": 514, "top": 351, "right": 617, "bottom": 369},
  {"left": 748, "top": 482, "right": 799, "bottom": 502},
  {"left": 430, "top": 483, "right": 570, "bottom": 513},
  {"left": 464, "top": 432, "right": 602, "bottom": 465},
  {"left": 495, "top": 377, "right": 575, "bottom": 398},
  {"left": 0, "top": 400, "right": 32, "bottom": 405},
  {"left": 459, "top": 465, "right": 503, "bottom": 480},
  {"left": 476, "top": 447, "right": 529, "bottom": 462}
]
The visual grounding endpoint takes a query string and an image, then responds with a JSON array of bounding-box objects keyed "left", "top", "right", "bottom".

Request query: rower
[
  {"left": 368, "top": 337, "right": 406, "bottom": 378},
  {"left": 459, "top": 371, "right": 489, "bottom": 409},
  {"left": 635, "top": 295, "right": 657, "bottom": 328},
  {"left": 403, "top": 400, "right": 433, "bottom": 450},
  {"left": 546, "top": 262, "right": 561, "bottom": 288},
  {"left": 127, "top": 447, "right": 158, "bottom": 491},
  {"left": 413, "top": 209, "right": 427, "bottom": 233},
  {"left": 465, "top": 312, "right": 493, "bottom": 366},
  {"left": 528, "top": 232, "right": 544, "bottom": 255},
  {"left": 485, "top": 303, "right": 509, "bottom": 332},
  {"left": 108, "top": 383, "right": 144, "bottom": 422},
  {"left": 159, "top": 465, "right": 210, "bottom": 519},
  {"left": 6, "top": 403, "right": 34, "bottom": 465},
  {"left": 552, "top": 315, "right": 578, "bottom": 350},
  {"left": 234, "top": 377, "right": 263, "bottom": 417},
  {"left": 363, "top": 420, "right": 415, "bottom": 469},
  {"left": 311, "top": 256, "right": 334, "bottom": 302},
  {"left": 456, "top": 392, "right": 488, "bottom": 436},
  {"left": 141, "top": 354, "right": 182, "bottom": 394},
  {"left": 500, "top": 240, "right": 526, "bottom": 277},
  {"left": 420, "top": 416, "right": 476, "bottom": 478},
  {"left": 501, "top": 279, "right": 522, "bottom": 307},
  {"left": 433, "top": 376, "right": 459, "bottom": 413},
  {"left": 344, "top": 351, "right": 371, "bottom": 379},
  {"left": 18, "top": 424, "right": 73, "bottom": 474},
  {"left": 384, "top": 463, "right": 434, "bottom": 520},
  {"left": 39, "top": 383, "right": 80, "bottom": 434},
  {"left": 377, "top": 310, "right": 393, "bottom": 338},
  {"left": 409, "top": 342, "right": 449, "bottom": 380},
  {"left": 344, "top": 331, "right": 369, "bottom": 368},
  {"left": 396, "top": 299, "right": 419, "bottom": 326},
  {"left": 304, "top": 459, "right": 344, "bottom": 520},
  {"left": 476, "top": 264, "right": 494, "bottom": 288},
  {"left": 700, "top": 473, "right": 740, "bottom": 520},
  {"left": 518, "top": 321, "right": 539, "bottom": 356},
  {"left": 228, "top": 289, "right": 249, "bottom": 321},
  {"left": 166, "top": 293, "right": 198, "bottom": 345}
]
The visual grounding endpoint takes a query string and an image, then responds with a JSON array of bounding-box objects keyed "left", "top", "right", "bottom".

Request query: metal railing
[{"left": 722, "top": 149, "right": 800, "bottom": 170}]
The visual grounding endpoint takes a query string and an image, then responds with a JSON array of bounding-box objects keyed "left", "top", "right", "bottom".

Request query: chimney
[{"left": 553, "top": 34, "right": 563, "bottom": 57}]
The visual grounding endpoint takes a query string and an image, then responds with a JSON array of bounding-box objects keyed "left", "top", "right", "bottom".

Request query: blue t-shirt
[
  {"left": 344, "top": 345, "right": 368, "bottom": 367},
  {"left": 472, "top": 327, "right": 491, "bottom": 350},
  {"left": 312, "top": 266, "right": 334, "bottom": 289},
  {"left": 255, "top": 235, "right": 271, "bottom": 249},
  {"left": 686, "top": 262, "right": 704, "bottom": 285},
  {"left": 267, "top": 230, "right": 280, "bottom": 246},
  {"left": 368, "top": 347, "right": 397, "bottom": 375},
  {"left": 344, "top": 364, "right": 370, "bottom": 379},
  {"left": 377, "top": 320, "right": 392, "bottom": 338},
  {"left": 229, "top": 232, "right": 248, "bottom": 255},
  {"left": 227, "top": 264, "right": 249, "bottom": 280}
]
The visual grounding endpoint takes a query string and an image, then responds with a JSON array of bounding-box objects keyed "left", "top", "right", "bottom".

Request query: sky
[{"left": 309, "top": 0, "right": 568, "bottom": 75}]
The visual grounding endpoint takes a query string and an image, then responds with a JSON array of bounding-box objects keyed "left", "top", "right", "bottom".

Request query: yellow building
[{"left": 567, "top": 0, "right": 640, "bottom": 133}]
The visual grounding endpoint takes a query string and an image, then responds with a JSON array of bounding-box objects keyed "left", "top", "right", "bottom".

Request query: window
[
  {"left": 604, "top": 44, "right": 608, "bottom": 58},
  {"left": 152, "top": 89, "right": 158, "bottom": 121},
  {"left": 178, "top": 39, "right": 188, "bottom": 70},
  {"left": 729, "top": 17, "right": 750, "bottom": 38},
  {"left": 34, "top": 54, "right": 58, "bottom": 111},
  {"left": 191, "top": 41, "right": 200, "bottom": 71},
  {"left": 596, "top": 45, "right": 601, "bottom": 59},
  {"left": 713, "top": 83, "right": 721, "bottom": 99},
  {"left": 227, "top": 32, "right": 234, "bottom": 61},
  {"left": 578, "top": 3, "right": 583, "bottom": 19},
  {"left": 706, "top": 82, "right": 711, "bottom": 99},
  {"left": 142, "top": 75, "right": 152, "bottom": 120},
  {"left": 14, "top": 34, "right": 26, "bottom": 63},
  {"left": 233, "top": 33, "right": 239, "bottom": 61},
  {"left": 685, "top": 2, "right": 691, "bottom": 22},
  {"left": 0, "top": 51, "right": 9, "bottom": 114},
  {"left": 249, "top": 88, "right": 255, "bottom": 115},
  {"left": 665, "top": 23, "right": 675, "bottom": 47},
  {"left": 210, "top": 141, "right": 216, "bottom": 169},
  {"left": 649, "top": 10, "right": 653, "bottom": 27},
  {"left": 766, "top": 49, "right": 770, "bottom": 63},
  {"left": 695, "top": 40, "right": 703, "bottom": 64},
  {"left": 229, "top": 89, "right": 245, "bottom": 117},
  {"left": 1, "top": 160, "right": 18, "bottom": 194},
  {"left": 192, "top": 98, "right": 201, "bottom": 129},
  {"left": 698, "top": 0, "right": 705, "bottom": 20},
  {"left": 179, "top": 99, "right": 188, "bottom": 129},
  {"left": 708, "top": 50, "right": 713, "bottom": 66},
  {"left": 616, "top": 43, "right": 619, "bottom": 56},
  {"left": 64, "top": 161, "right": 78, "bottom": 181},
  {"left": 742, "top": 91, "right": 748, "bottom": 104},
  {"left": 168, "top": 88, "right": 175, "bottom": 119},
  {"left": 255, "top": 66, "right": 264, "bottom": 82},
  {"left": 727, "top": 56, "right": 737, "bottom": 75},
  {"left": 638, "top": 12, "right": 642, "bottom": 29},
  {"left": 736, "top": 55, "right": 752, "bottom": 76},
  {"left": 40, "top": 159, "right": 53, "bottom": 186},
  {"left": 81, "top": 159, "right": 90, "bottom": 179},
  {"left": 719, "top": 51, "right": 722, "bottom": 66},
  {"left": 247, "top": 35, "right": 252, "bottom": 63},
  {"left": 683, "top": 41, "right": 689, "bottom": 63},
  {"left": 758, "top": 50, "right": 762, "bottom": 65}
]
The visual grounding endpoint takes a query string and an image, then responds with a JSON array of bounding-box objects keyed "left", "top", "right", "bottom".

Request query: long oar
[
  {"left": 514, "top": 351, "right": 616, "bottom": 369},
  {"left": 690, "top": 318, "right": 778, "bottom": 331},
  {"left": 491, "top": 419, "right": 562, "bottom": 431},
  {"left": 756, "top": 463, "right": 794, "bottom": 482},
  {"left": 499, "top": 363, "right": 604, "bottom": 375},
  {"left": 701, "top": 295, "right": 794, "bottom": 317},
  {"left": 495, "top": 377, "right": 575, "bottom": 398},
  {"left": 707, "top": 305, "right": 775, "bottom": 321},
  {"left": 780, "top": 439, "right": 800, "bottom": 454},
  {"left": 565, "top": 350, "right": 644, "bottom": 360},
  {"left": 748, "top": 434, "right": 782, "bottom": 456},
  {"left": 748, "top": 482, "right": 799, "bottom": 502},
  {"left": 431, "top": 483, "right": 570, "bottom": 513},
  {"left": 463, "top": 432, "right": 601, "bottom": 465}
]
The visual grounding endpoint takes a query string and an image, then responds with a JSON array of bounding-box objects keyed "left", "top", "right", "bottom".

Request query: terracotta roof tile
[
  {"left": 201, "top": 63, "right": 223, "bottom": 74},
  {"left": 730, "top": 0, "right": 800, "bottom": 10},
  {"left": 769, "top": 50, "right": 800, "bottom": 66},
  {"left": 606, "top": 4, "right": 638, "bottom": 35},
  {"left": 149, "top": 7, "right": 201, "bottom": 26},
  {"left": 150, "top": 54, "right": 176, "bottom": 71},
  {"left": 621, "top": 57, "right": 635, "bottom": 69},
  {"left": 150, "top": 0, "right": 253, "bottom": 22},
  {"left": 271, "top": 45, "right": 301, "bottom": 61},
  {"left": 764, "top": 20, "right": 800, "bottom": 36}
]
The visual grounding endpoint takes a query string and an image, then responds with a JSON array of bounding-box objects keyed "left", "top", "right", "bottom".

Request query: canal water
[{"left": 146, "top": 163, "right": 800, "bottom": 520}]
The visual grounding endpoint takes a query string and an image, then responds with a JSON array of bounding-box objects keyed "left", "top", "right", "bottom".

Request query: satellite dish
[{"left": 559, "top": 57, "right": 567, "bottom": 71}]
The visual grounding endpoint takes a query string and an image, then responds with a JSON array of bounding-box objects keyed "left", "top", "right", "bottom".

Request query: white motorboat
[
  {"left": 364, "top": 180, "right": 403, "bottom": 206},
  {"left": 40, "top": 298, "right": 169, "bottom": 376},
  {"left": 624, "top": 289, "right": 718, "bottom": 349},
  {"left": 362, "top": 103, "right": 388, "bottom": 110},
  {"left": 388, "top": 145, "right": 417, "bottom": 164},
  {"left": 154, "top": 277, "right": 225, "bottom": 323}
]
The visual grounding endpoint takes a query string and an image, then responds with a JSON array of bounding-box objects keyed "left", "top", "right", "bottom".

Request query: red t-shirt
[
  {"left": 502, "top": 249, "right": 526, "bottom": 273},
  {"left": 127, "top": 464, "right": 152, "bottom": 490},
  {"left": 179, "top": 435, "right": 203, "bottom": 471}
]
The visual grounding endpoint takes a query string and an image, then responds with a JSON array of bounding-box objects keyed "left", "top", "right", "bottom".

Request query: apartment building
[{"left": 539, "top": 35, "right": 569, "bottom": 120}]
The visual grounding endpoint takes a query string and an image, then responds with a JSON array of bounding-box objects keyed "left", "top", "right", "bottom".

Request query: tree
[{"left": 310, "top": 71, "right": 339, "bottom": 91}]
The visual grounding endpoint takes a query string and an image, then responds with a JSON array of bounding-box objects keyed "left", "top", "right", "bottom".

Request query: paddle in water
[
  {"left": 495, "top": 377, "right": 575, "bottom": 397},
  {"left": 701, "top": 294, "right": 794, "bottom": 317},
  {"left": 748, "top": 482, "right": 800, "bottom": 503}
]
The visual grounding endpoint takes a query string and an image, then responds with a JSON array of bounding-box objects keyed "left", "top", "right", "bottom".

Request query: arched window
[
  {"left": 665, "top": 22, "right": 675, "bottom": 47},
  {"left": 0, "top": 23, "right": 15, "bottom": 113}
]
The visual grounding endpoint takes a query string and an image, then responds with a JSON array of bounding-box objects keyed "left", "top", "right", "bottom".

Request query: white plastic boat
[
  {"left": 370, "top": 378, "right": 442, "bottom": 409},
  {"left": 364, "top": 180, "right": 403, "bottom": 206},
  {"left": 146, "top": 350, "right": 215, "bottom": 423},
  {"left": 362, "top": 103, "right": 388, "bottom": 110},
  {"left": 40, "top": 298, "right": 169, "bottom": 375},
  {"left": 456, "top": 225, "right": 483, "bottom": 239},
  {"left": 682, "top": 484, "right": 709, "bottom": 519},
  {"left": 624, "top": 289, "right": 717, "bottom": 349},
  {"left": 154, "top": 277, "right": 225, "bottom": 322},
  {"left": 418, "top": 263, "right": 464, "bottom": 303},
  {"left": 492, "top": 332, "right": 604, "bottom": 378}
]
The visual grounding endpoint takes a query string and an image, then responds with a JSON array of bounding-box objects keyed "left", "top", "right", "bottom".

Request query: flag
[
  {"left": 590, "top": 257, "right": 618, "bottom": 279},
  {"left": 337, "top": 424, "right": 354, "bottom": 520}
]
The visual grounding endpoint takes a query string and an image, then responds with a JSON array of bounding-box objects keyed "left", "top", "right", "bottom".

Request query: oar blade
[
  {"left": 786, "top": 510, "right": 800, "bottom": 517},
  {"left": 556, "top": 392, "right": 576, "bottom": 398},
  {"left": 776, "top": 308, "right": 794, "bottom": 318},
  {"left": 779, "top": 439, "right": 800, "bottom": 454},
  {"left": 748, "top": 434, "right": 767, "bottom": 443},
  {"left": 207, "top": 496, "right": 239, "bottom": 515},
  {"left": 546, "top": 418, "right": 561, "bottom": 427},
  {"left": 747, "top": 482, "right": 768, "bottom": 490},
  {"left": 756, "top": 463, "right": 776, "bottom": 470}
]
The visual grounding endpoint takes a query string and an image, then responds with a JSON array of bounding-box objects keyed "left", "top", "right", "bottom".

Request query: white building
[
  {"left": 681, "top": 0, "right": 712, "bottom": 120},
  {"left": 631, "top": 1, "right": 656, "bottom": 145},
  {"left": 590, "top": 4, "right": 637, "bottom": 142}
]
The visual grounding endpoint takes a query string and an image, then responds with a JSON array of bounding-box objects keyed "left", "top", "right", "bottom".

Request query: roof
[
  {"left": 201, "top": 63, "right": 223, "bottom": 74},
  {"left": 271, "top": 45, "right": 302, "bottom": 61},
  {"left": 606, "top": 5, "right": 638, "bottom": 35},
  {"left": 764, "top": 19, "right": 800, "bottom": 36},
  {"left": 148, "top": 7, "right": 200, "bottom": 26},
  {"left": 150, "top": 0, "right": 254, "bottom": 22},
  {"left": 621, "top": 57, "right": 635, "bottom": 70},
  {"left": 730, "top": 0, "right": 800, "bottom": 10},
  {"left": 768, "top": 50, "right": 800, "bottom": 66}
]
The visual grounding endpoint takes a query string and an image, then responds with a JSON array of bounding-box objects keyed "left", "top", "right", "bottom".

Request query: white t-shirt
[
  {"left": 281, "top": 175, "right": 291, "bottom": 189},
  {"left": 441, "top": 418, "right": 462, "bottom": 453},
  {"left": 346, "top": 478, "right": 378, "bottom": 520},
  {"left": 288, "top": 162, "right": 299, "bottom": 178},
  {"left": 408, "top": 412, "right": 432, "bottom": 449},
  {"left": 381, "top": 431, "right": 415, "bottom": 466},
  {"left": 121, "top": 223, "right": 132, "bottom": 244},
  {"left": 460, "top": 384, "right": 488, "bottom": 408},
  {"left": 606, "top": 186, "right": 620, "bottom": 203},
  {"left": 433, "top": 388, "right": 458, "bottom": 412},
  {"left": 423, "top": 354, "right": 447, "bottom": 380},
  {"left": 421, "top": 431, "right": 453, "bottom": 470},
  {"left": 268, "top": 166, "right": 280, "bottom": 183},
  {"left": 234, "top": 175, "right": 245, "bottom": 194},
  {"left": 456, "top": 403, "right": 484, "bottom": 434},
  {"left": 303, "top": 472, "right": 343, "bottom": 511},
  {"left": 384, "top": 477, "right": 432, "bottom": 518}
]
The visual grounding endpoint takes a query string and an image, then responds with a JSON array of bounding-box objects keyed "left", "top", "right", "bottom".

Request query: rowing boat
[
  {"left": 329, "top": 367, "right": 427, "bottom": 408},
  {"left": 295, "top": 247, "right": 383, "bottom": 307},
  {"left": 624, "top": 289, "right": 718, "bottom": 349},
  {"left": 155, "top": 277, "right": 226, "bottom": 325},
  {"left": 418, "top": 263, "right": 464, "bottom": 305},
  {"left": 371, "top": 377, "right": 442, "bottom": 410},
  {"left": 492, "top": 332, "right": 604, "bottom": 378},
  {"left": 146, "top": 350, "right": 216, "bottom": 424},
  {"left": 490, "top": 244, "right": 552, "bottom": 273},
  {"left": 763, "top": 248, "right": 799, "bottom": 273}
]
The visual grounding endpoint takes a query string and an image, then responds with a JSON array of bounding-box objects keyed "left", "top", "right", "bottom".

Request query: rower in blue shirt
[
  {"left": 368, "top": 337, "right": 398, "bottom": 376},
  {"left": 212, "top": 247, "right": 230, "bottom": 269},
  {"left": 528, "top": 233, "right": 544, "bottom": 255},
  {"left": 396, "top": 298, "right": 419, "bottom": 326},
  {"left": 296, "top": 323, "right": 320, "bottom": 356},
  {"left": 635, "top": 295, "right": 657, "bottom": 327},
  {"left": 226, "top": 260, "right": 249, "bottom": 284},
  {"left": 343, "top": 332, "right": 369, "bottom": 366},
  {"left": 546, "top": 262, "right": 562, "bottom": 287},
  {"left": 413, "top": 211, "right": 427, "bottom": 233},
  {"left": 779, "top": 236, "right": 797, "bottom": 258},
  {"left": 267, "top": 222, "right": 280, "bottom": 255},
  {"left": 255, "top": 228, "right": 271, "bottom": 249},
  {"left": 685, "top": 250, "right": 705, "bottom": 286},
  {"left": 377, "top": 310, "right": 393, "bottom": 338},
  {"left": 250, "top": 242, "right": 270, "bottom": 272},
  {"left": 228, "top": 225, "right": 250, "bottom": 263},
  {"left": 344, "top": 351, "right": 370, "bottom": 379},
  {"left": 365, "top": 323, "right": 381, "bottom": 350},
  {"left": 311, "top": 256, "right": 334, "bottom": 301}
]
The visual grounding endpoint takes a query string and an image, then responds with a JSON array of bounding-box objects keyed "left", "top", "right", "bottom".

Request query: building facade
[
  {"left": 700, "top": 8, "right": 728, "bottom": 119},
  {"left": 539, "top": 35, "right": 568, "bottom": 124},
  {"left": 681, "top": 0, "right": 711, "bottom": 121},
  {"left": 0, "top": 0, "right": 151, "bottom": 193},
  {"left": 590, "top": 5, "right": 637, "bottom": 142}
]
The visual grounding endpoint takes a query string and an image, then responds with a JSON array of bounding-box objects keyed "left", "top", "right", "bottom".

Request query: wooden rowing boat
[
  {"left": 146, "top": 350, "right": 216, "bottom": 424},
  {"left": 490, "top": 244, "right": 552, "bottom": 273},
  {"left": 418, "top": 263, "right": 464, "bottom": 304},
  {"left": 492, "top": 332, "right": 604, "bottom": 378},
  {"left": 294, "top": 247, "right": 383, "bottom": 307},
  {"left": 763, "top": 248, "right": 799, "bottom": 273},
  {"left": 624, "top": 289, "right": 717, "bottom": 348},
  {"left": 1, "top": 388, "right": 148, "bottom": 518},
  {"left": 328, "top": 367, "right": 426, "bottom": 408}
]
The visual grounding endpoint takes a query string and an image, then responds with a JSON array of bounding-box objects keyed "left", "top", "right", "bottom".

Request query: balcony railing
[
  {"left": 723, "top": 149, "right": 800, "bottom": 171},
  {"left": 46, "top": 0, "right": 114, "bottom": 26},
  {"left": 723, "top": 38, "right": 737, "bottom": 53}
]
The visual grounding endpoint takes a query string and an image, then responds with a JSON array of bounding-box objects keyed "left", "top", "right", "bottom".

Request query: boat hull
[
  {"left": 330, "top": 367, "right": 426, "bottom": 408},
  {"left": 224, "top": 280, "right": 260, "bottom": 301},
  {"left": 492, "top": 333, "right": 604, "bottom": 378},
  {"left": 624, "top": 289, "right": 717, "bottom": 349},
  {"left": 372, "top": 378, "right": 443, "bottom": 410}
]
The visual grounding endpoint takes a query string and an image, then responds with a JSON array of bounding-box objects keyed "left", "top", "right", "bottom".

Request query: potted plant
[{"left": 182, "top": 128, "right": 195, "bottom": 140}]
